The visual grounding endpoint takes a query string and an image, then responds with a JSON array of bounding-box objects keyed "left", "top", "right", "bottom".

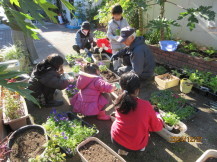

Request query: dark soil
[
  {"left": 101, "top": 71, "right": 119, "bottom": 83},
  {"left": 206, "top": 158, "right": 217, "bottom": 162},
  {"left": 170, "top": 127, "right": 181, "bottom": 134},
  {"left": 10, "top": 129, "right": 46, "bottom": 162},
  {"left": 95, "top": 55, "right": 109, "bottom": 61},
  {"left": 161, "top": 74, "right": 174, "bottom": 80},
  {"left": 79, "top": 141, "right": 122, "bottom": 162}
]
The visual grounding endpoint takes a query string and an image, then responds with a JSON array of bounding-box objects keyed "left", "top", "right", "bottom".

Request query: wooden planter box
[
  {"left": 155, "top": 121, "right": 187, "bottom": 143},
  {"left": 155, "top": 73, "right": 180, "bottom": 89},
  {"left": 92, "top": 53, "right": 111, "bottom": 68},
  {"left": 77, "top": 137, "right": 126, "bottom": 162},
  {"left": 3, "top": 96, "right": 29, "bottom": 131},
  {"left": 196, "top": 149, "right": 217, "bottom": 162},
  {"left": 101, "top": 68, "right": 120, "bottom": 83}
]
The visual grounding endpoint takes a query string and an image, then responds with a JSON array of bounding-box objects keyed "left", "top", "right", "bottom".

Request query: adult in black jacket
[
  {"left": 111, "top": 27, "right": 155, "bottom": 81},
  {"left": 28, "top": 54, "right": 74, "bottom": 107}
]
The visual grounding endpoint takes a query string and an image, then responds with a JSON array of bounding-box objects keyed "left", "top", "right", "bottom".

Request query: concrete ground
[{"left": 1, "top": 23, "right": 217, "bottom": 162}]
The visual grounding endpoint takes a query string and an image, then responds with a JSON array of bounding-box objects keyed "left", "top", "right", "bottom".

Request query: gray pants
[{"left": 117, "top": 66, "right": 132, "bottom": 76}]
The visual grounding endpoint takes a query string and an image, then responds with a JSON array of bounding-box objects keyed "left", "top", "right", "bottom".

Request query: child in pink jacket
[{"left": 70, "top": 63, "right": 115, "bottom": 120}]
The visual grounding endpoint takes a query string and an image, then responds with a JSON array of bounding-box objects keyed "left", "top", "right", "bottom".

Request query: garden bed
[
  {"left": 92, "top": 54, "right": 111, "bottom": 68},
  {"left": 43, "top": 111, "right": 98, "bottom": 157},
  {"left": 77, "top": 137, "right": 126, "bottom": 162},
  {"left": 101, "top": 68, "right": 120, "bottom": 83}
]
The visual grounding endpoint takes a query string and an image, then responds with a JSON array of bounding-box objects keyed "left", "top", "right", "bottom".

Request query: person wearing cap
[
  {"left": 111, "top": 27, "right": 155, "bottom": 82},
  {"left": 107, "top": 5, "right": 129, "bottom": 71},
  {"left": 73, "top": 21, "right": 96, "bottom": 57}
]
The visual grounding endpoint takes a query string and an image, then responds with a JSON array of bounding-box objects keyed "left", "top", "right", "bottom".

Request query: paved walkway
[
  {"left": 0, "top": 24, "right": 13, "bottom": 49},
  {"left": 34, "top": 23, "right": 77, "bottom": 63}
]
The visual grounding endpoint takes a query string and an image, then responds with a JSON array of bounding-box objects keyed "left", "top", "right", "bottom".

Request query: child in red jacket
[
  {"left": 71, "top": 63, "right": 116, "bottom": 120},
  {"left": 111, "top": 72, "right": 163, "bottom": 155}
]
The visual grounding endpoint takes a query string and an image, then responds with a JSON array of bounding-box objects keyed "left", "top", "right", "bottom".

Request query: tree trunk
[
  {"left": 138, "top": 7, "right": 144, "bottom": 36},
  {"left": 160, "top": 1, "right": 165, "bottom": 40},
  {"left": 11, "top": 30, "right": 38, "bottom": 63}
]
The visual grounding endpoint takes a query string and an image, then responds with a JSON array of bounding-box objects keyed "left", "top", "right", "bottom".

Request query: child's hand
[
  {"left": 111, "top": 84, "right": 116, "bottom": 92},
  {"left": 68, "top": 77, "right": 74, "bottom": 83}
]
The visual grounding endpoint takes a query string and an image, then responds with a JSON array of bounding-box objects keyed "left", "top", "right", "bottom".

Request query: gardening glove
[{"left": 110, "top": 52, "right": 120, "bottom": 61}]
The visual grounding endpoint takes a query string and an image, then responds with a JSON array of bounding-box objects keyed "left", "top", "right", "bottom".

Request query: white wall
[{"left": 146, "top": 0, "right": 217, "bottom": 49}]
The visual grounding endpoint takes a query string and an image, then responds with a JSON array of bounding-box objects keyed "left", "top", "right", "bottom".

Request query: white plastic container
[
  {"left": 0, "top": 60, "right": 20, "bottom": 71},
  {"left": 196, "top": 149, "right": 217, "bottom": 162},
  {"left": 77, "top": 137, "right": 126, "bottom": 162}
]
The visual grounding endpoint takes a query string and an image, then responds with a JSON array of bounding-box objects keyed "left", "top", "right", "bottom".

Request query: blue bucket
[
  {"left": 159, "top": 40, "right": 180, "bottom": 52},
  {"left": 65, "top": 24, "right": 80, "bottom": 29}
]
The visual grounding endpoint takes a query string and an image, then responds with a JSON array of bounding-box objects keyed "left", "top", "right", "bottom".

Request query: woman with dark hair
[
  {"left": 111, "top": 72, "right": 163, "bottom": 155},
  {"left": 28, "top": 54, "right": 74, "bottom": 107}
]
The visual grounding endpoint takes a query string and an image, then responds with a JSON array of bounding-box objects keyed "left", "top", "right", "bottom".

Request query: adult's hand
[
  {"left": 110, "top": 52, "right": 119, "bottom": 61},
  {"left": 58, "top": 65, "right": 64, "bottom": 75}
]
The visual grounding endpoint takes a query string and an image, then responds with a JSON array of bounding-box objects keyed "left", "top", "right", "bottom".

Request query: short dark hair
[
  {"left": 111, "top": 5, "right": 123, "bottom": 14},
  {"left": 84, "top": 63, "right": 99, "bottom": 75},
  {"left": 115, "top": 72, "right": 140, "bottom": 114}
]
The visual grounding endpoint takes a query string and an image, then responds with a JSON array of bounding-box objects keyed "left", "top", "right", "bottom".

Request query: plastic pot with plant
[
  {"left": 71, "top": 65, "right": 81, "bottom": 76},
  {"left": 65, "top": 53, "right": 83, "bottom": 66},
  {"left": 162, "top": 112, "right": 180, "bottom": 131},
  {"left": 65, "top": 83, "right": 79, "bottom": 98}
]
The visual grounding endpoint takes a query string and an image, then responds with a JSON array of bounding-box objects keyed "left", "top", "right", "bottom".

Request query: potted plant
[
  {"left": 71, "top": 65, "right": 81, "bottom": 77},
  {"left": 155, "top": 73, "right": 180, "bottom": 89},
  {"left": 65, "top": 53, "right": 84, "bottom": 67},
  {"left": 99, "top": 65, "right": 120, "bottom": 83},
  {"left": 65, "top": 82, "right": 79, "bottom": 99},
  {"left": 161, "top": 112, "right": 179, "bottom": 131},
  {"left": 43, "top": 110, "right": 98, "bottom": 157},
  {"left": 8, "top": 125, "right": 48, "bottom": 161},
  {"left": 77, "top": 137, "right": 126, "bottom": 162},
  {"left": 196, "top": 149, "right": 217, "bottom": 162},
  {"left": 2, "top": 89, "right": 29, "bottom": 130}
]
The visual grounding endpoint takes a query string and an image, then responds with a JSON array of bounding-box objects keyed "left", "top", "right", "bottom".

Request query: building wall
[{"left": 145, "top": 0, "right": 217, "bottom": 49}]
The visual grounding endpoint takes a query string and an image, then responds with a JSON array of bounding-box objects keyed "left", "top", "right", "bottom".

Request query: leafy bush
[
  {"left": 154, "top": 66, "right": 167, "bottom": 75},
  {"left": 93, "top": 30, "right": 106, "bottom": 39}
]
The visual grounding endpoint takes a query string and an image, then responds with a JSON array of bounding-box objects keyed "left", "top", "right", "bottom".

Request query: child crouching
[{"left": 70, "top": 63, "right": 116, "bottom": 120}]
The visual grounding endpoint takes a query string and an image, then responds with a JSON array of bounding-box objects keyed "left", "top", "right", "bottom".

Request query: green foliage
[
  {"left": 29, "top": 140, "right": 66, "bottom": 162},
  {"left": 207, "top": 75, "right": 217, "bottom": 93},
  {"left": 3, "top": 90, "right": 24, "bottom": 120},
  {"left": 99, "top": 65, "right": 107, "bottom": 72},
  {"left": 178, "top": 6, "right": 216, "bottom": 31},
  {"left": 145, "top": 17, "right": 180, "bottom": 44},
  {"left": 150, "top": 90, "right": 196, "bottom": 120},
  {"left": 1, "top": 43, "right": 31, "bottom": 73},
  {"left": 154, "top": 65, "right": 167, "bottom": 75},
  {"left": 204, "top": 47, "right": 217, "bottom": 56},
  {"left": 162, "top": 112, "right": 179, "bottom": 126},
  {"left": 0, "top": 65, "right": 40, "bottom": 107},
  {"left": 93, "top": 30, "right": 106, "bottom": 39},
  {"left": 85, "top": 57, "right": 93, "bottom": 63},
  {"left": 1, "top": 0, "right": 74, "bottom": 39},
  {"left": 184, "top": 43, "right": 197, "bottom": 51},
  {"left": 176, "top": 105, "right": 195, "bottom": 120},
  {"left": 171, "top": 70, "right": 181, "bottom": 78},
  {"left": 71, "top": 65, "right": 80, "bottom": 73},
  {"left": 43, "top": 111, "right": 97, "bottom": 155}
]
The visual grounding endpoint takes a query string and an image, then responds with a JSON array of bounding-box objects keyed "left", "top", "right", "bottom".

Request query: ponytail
[{"left": 115, "top": 72, "right": 140, "bottom": 114}]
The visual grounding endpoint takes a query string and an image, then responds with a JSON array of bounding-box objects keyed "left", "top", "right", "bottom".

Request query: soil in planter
[
  {"left": 79, "top": 141, "right": 122, "bottom": 162},
  {"left": 95, "top": 55, "right": 109, "bottom": 61},
  {"left": 101, "top": 71, "right": 118, "bottom": 83},
  {"left": 160, "top": 74, "right": 174, "bottom": 81},
  {"left": 169, "top": 125, "right": 181, "bottom": 134},
  {"left": 10, "top": 129, "right": 46, "bottom": 162},
  {"left": 206, "top": 158, "right": 217, "bottom": 162}
]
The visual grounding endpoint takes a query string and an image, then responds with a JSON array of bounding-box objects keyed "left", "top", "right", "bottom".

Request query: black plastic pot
[
  {"left": 8, "top": 125, "right": 48, "bottom": 160},
  {"left": 57, "top": 112, "right": 99, "bottom": 158}
]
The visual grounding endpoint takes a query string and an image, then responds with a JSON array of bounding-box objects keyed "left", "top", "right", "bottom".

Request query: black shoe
[{"left": 44, "top": 100, "right": 64, "bottom": 107}]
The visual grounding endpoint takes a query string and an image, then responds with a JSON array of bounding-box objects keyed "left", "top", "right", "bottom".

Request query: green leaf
[
  {"left": 10, "top": 0, "right": 20, "bottom": 7},
  {"left": 34, "top": 0, "right": 58, "bottom": 23},
  {"left": 60, "top": 0, "right": 75, "bottom": 11}
]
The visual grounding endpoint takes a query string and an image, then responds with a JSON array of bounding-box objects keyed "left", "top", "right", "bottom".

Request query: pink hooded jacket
[{"left": 70, "top": 71, "right": 113, "bottom": 116}]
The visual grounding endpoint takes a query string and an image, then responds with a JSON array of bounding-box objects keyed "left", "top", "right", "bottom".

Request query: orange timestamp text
[{"left": 169, "top": 136, "right": 202, "bottom": 143}]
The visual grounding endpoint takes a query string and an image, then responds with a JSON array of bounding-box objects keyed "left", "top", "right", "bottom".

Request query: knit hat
[{"left": 81, "top": 21, "right": 91, "bottom": 30}]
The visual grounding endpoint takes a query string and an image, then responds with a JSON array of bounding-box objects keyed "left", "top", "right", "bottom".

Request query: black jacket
[{"left": 116, "top": 37, "right": 155, "bottom": 78}]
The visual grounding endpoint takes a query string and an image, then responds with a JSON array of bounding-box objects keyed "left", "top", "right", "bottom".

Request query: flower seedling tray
[
  {"left": 58, "top": 112, "right": 99, "bottom": 158},
  {"left": 196, "top": 149, "right": 217, "bottom": 162},
  {"left": 77, "top": 137, "right": 126, "bottom": 162},
  {"left": 155, "top": 73, "right": 180, "bottom": 89},
  {"left": 92, "top": 53, "right": 111, "bottom": 68}
]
